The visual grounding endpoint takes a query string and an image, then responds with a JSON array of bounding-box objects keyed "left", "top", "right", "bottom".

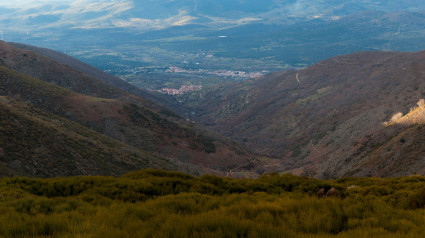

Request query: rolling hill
[{"left": 178, "top": 50, "right": 425, "bottom": 178}]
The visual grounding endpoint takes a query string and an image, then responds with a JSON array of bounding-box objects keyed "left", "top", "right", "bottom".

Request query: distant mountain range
[
  {"left": 3, "top": 0, "right": 425, "bottom": 80},
  {"left": 2, "top": 0, "right": 425, "bottom": 31}
]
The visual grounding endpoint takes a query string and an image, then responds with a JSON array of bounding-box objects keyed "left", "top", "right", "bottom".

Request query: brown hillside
[
  {"left": 0, "top": 41, "right": 124, "bottom": 99},
  {"left": 10, "top": 42, "right": 174, "bottom": 112},
  {"left": 184, "top": 50, "right": 425, "bottom": 178},
  {"left": 0, "top": 44, "right": 256, "bottom": 176},
  {"left": 0, "top": 96, "right": 179, "bottom": 177},
  {"left": 0, "top": 41, "right": 179, "bottom": 122}
]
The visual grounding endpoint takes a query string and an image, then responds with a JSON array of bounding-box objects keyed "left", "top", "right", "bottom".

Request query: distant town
[
  {"left": 116, "top": 63, "right": 267, "bottom": 95},
  {"left": 150, "top": 84, "right": 203, "bottom": 95},
  {"left": 166, "top": 66, "right": 265, "bottom": 79},
  {"left": 141, "top": 66, "right": 265, "bottom": 95}
]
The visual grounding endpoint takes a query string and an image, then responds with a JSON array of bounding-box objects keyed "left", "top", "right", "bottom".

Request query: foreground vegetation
[{"left": 1, "top": 169, "right": 425, "bottom": 237}]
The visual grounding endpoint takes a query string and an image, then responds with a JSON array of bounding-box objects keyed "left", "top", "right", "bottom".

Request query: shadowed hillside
[
  {"left": 0, "top": 96, "right": 178, "bottom": 177},
  {"left": 0, "top": 42, "right": 257, "bottom": 177}
]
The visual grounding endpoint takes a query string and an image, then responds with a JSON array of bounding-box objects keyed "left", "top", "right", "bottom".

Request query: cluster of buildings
[
  {"left": 211, "top": 70, "right": 264, "bottom": 79},
  {"left": 166, "top": 66, "right": 264, "bottom": 79},
  {"left": 166, "top": 66, "right": 190, "bottom": 73},
  {"left": 160, "top": 84, "right": 203, "bottom": 95}
]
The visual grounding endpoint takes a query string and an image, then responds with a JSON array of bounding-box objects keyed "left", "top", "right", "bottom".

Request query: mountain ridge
[{"left": 9, "top": 42, "right": 176, "bottom": 111}]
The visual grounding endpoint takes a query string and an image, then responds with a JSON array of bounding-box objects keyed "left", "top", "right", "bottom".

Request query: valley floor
[{"left": 1, "top": 169, "right": 425, "bottom": 237}]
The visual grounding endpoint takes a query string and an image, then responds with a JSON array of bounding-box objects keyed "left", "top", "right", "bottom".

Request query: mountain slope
[
  {"left": 180, "top": 50, "right": 425, "bottom": 178},
  {"left": 0, "top": 42, "right": 256, "bottom": 176},
  {"left": 9, "top": 42, "right": 174, "bottom": 110},
  {"left": 0, "top": 41, "right": 128, "bottom": 99},
  {"left": 0, "top": 96, "right": 178, "bottom": 177},
  {"left": 0, "top": 41, "right": 172, "bottom": 115}
]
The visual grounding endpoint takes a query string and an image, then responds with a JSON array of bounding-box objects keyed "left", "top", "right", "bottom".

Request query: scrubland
[{"left": 1, "top": 169, "right": 425, "bottom": 237}]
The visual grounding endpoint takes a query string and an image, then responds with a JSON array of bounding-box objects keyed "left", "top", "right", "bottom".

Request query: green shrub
[{"left": 1, "top": 169, "right": 425, "bottom": 237}]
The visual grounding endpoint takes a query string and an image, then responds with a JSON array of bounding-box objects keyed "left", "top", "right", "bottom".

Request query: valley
[
  {"left": 4, "top": 1, "right": 425, "bottom": 237},
  {"left": 4, "top": 38, "right": 425, "bottom": 180},
  {"left": 0, "top": 41, "right": 257, "bottom": 178},
  {"left": 172, "top": 50, "right": 425, "bottom": 178}
]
